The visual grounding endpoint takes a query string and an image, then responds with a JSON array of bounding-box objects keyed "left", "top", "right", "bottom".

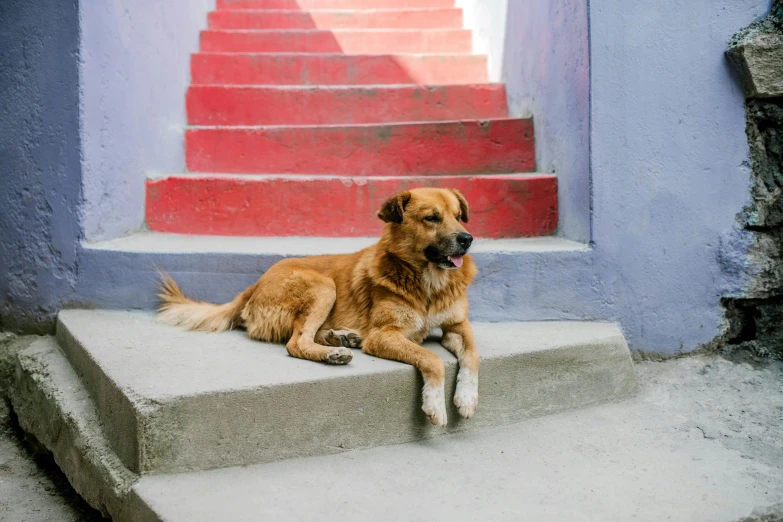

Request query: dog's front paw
[
  {"left": 422, "top": 380, "right": 447, "bottom": 426},
  {"left": 325, "top": 347, "right": 353, "bottom": 365},
  {"left": 453, "top": 367, "right": 478, "bottom": 418}
]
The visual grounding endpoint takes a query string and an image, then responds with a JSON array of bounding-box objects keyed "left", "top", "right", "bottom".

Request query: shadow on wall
[
  {"left": 0, "top": 0, "right": 82, "bottom": 333},
  {"left": 499, "top": 0, "right": 591, "bottom": 243}
]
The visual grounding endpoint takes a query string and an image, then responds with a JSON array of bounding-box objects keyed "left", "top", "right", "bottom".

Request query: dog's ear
[
  {"left": 377, "top": 191, "right": 412, "bottom": 224},
  {"left": 451, "top": 189, "right": 470, "bottom": 223}
]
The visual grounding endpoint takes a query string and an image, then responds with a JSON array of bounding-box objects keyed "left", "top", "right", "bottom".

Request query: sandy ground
[{"left": 0, "top": 331, "right": 781, "bottom": 521}]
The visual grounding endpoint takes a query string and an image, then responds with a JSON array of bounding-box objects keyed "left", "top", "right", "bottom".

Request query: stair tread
[
  {"left": 85, "top": 232, "right": 585, "bottom": 255},
  {"left": 188, "top": 83, "right": 503, "bottom": 89},
  {"left": 186, "top": 116, "right": 526, "bottom": 129},
  {"left": 59, "top": 310, "right": 621, "bottom": 397}
]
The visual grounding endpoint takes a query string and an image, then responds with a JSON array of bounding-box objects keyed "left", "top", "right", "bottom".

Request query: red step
[
  {"left": 200, "top": 29, "right": 472, "bottom": 53},
  {"left": 187, "top": 84, "right": 508, "bottom": 125},
  {"left": 208, "top": 9, "right": 462, "bottom": 30},
  {"left": 190, "top": 53, "right": 488, "bottom": 85},
  {"left": 185, "top": 118, "right": 535, "bottom": 175},
  {"left": 218, "top": 0, "right": 456, "bottom": 9},
  {"left": 146, "top": 174, "right": 558, "bottom": 238}
]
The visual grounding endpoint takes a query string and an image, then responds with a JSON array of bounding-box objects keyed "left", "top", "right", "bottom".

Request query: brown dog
[{"left": 156, "top": 187, "right": 479, "bottom": 426}]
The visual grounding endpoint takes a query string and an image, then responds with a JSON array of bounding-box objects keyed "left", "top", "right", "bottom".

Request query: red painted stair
[
  {"left": 146, "top": 1, "right": 559, "bottom": 238},
  {"left": 190, "top": 53, "right": 490, "bottom": 85},
  {"left": 207, "top": 9, "right": 464, "bottom": 30}
]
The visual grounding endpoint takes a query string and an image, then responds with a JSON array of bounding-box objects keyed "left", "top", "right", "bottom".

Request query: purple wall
[
  {"left": 1, "top": 0, "right": 776, "bottom": 355},
  {"left": 0, "top": 0, "right": 82, "bottom": 332},
  {"left": 80, "top": 0, "right": 214, "bottom": 242}
]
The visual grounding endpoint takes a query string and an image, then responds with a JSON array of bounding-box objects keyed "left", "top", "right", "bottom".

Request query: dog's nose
[{"left": 457, "top": 232, "right": 473, "bottom": 249}]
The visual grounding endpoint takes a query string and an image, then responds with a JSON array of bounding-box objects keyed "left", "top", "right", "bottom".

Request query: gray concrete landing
[
  {"left": 127, "top": 356, "right": 783, "bottom": 522},
  {"left": 55, "top": 310, "right": 637, "bottom": 475}
]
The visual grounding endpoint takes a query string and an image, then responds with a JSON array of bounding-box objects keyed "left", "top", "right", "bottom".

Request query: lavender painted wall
[
  {"left": 0, "top": 0, "right": 774, "bottom": 355},
  {"left": 458, "top": 0, "right": 766, "bottom": 352},
  {"left": 79, "top": 0, "right": 214, "bottom": 242},
  {"left": 502, "top": 0, "right": 591, "bottom": 243},
  {"left": 0, "top": 0, "right": 82, "bottom": 332},
  {"left": 588, "top": 0, "right": 768, "bottom": 351}
]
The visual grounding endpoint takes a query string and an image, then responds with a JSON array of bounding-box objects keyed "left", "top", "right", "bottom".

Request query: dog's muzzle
[{"left": 425, "top": 233, "right": 473, "bottom": 269}]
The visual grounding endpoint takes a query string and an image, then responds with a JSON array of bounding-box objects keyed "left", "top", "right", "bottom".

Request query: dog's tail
[{"left": 156, "top": 272, "right": 251, "bottom": 333}]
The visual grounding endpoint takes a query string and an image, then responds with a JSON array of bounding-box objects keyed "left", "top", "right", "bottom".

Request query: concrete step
[
  {"left": 218, "top": 0, "right": 457, "bottom": 9},
  {"left": 123, "top": 362, "right": 775, "bottom": 522},
  {"left": 74, "top": 234, "right": 594, "bottom": 321},
  {"left": 145, "top": 173, "right": 557, "bottom": 237},
  {"left": 200, "top": 29, "right": 472, "bottom": 53},
  {"left": 185, "top": 118, "right": 534, "bottom": 175},
  {"left": 208, "top": 8, "right": 463, "bottom": 30},
  {"left": 186, "top": 84, "right": 508, "bottom": 126},
  {"left": 190, "top": 53, "right": 489, "bottom": 86},
  {"left": 55, "top": 309, "right": 637, "bottom": 475}
]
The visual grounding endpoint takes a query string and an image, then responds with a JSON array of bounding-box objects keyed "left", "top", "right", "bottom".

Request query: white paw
[
  {"left": 453, "top": 367, "right": 478, "bottom": 418},
  {"left": 325, "top": 347, "right": 353, "bottom": 365},
  {"left": 421, "top": 380, "right": 447, "bottom": 427}
]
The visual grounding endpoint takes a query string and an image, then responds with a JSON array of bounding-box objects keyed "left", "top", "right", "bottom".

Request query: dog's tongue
[{"left": 449, "top": 255, "right": 464, "bottom": 268}]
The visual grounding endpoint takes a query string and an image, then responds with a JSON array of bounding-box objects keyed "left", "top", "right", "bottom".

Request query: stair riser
[
  {"left": 208, "top": 9, "right": 463, "bottom": 30},
  {"left": 145, "top": 175, "right": 558, "bottom": 238},
  {"left": 190, "top": 53, "right": 489, "bottom": 85},
  {"left": 187, "top": 85, "right": 507, "bottom": 125},
  {"left": 185, "top": 119, "right": 535, "bottom": 175},
  {"left": 218, "top": 0, "right": 456, "bottom": 8},
  {"left": 200, "top": 30, "right": 472, "bottom": 53}
]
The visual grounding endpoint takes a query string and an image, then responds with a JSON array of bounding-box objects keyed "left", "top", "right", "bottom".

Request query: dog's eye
[
  {"left": 424, "top": 215, "right": 441, "bottom": 223},
  {"left": 455, "top": 214, "right": 462, "bottom": 221}
]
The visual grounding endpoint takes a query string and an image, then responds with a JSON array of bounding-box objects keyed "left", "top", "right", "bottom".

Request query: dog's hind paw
[
  {"left": 325, "top": 329, "right": 363, "bottom": 349},
  {"left": 422, "top": 380, "right": 447, "bottom": 426},
  {"left": 453, "top": 367, "right": 478, "bottom": 418},
  {"left": 325, "top": 347, "right": 353, "bottom": 365}
]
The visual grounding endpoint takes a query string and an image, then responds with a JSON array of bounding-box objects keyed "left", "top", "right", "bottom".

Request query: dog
[{"left": 156, "top": 187, "right": 479, "bottom": 426}]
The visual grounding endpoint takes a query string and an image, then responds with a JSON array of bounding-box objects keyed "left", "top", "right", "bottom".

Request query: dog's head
[{"left": 377, "top": 188, "right": 472, "bottom": 270}]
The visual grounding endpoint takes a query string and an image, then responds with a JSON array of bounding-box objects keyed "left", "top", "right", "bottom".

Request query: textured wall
[
  {"left": 0, "top": 0, "right": 82, "bottom": 332},
  {"left": 589, "top": 0, "right": 770, "bottom": 352},
  {"left": 502, "top": 0, "right": 591, "bottom": 243},
  {"left": 80, "top": 0, "right": 214, "bottom": 242},
  {"left": 1, "top": 0, "right": 775, "bottom": 355}
]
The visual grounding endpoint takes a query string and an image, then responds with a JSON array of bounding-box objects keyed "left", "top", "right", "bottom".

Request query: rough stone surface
[
  {"left": 723, "top": 1, "right": 783, "bottom": 360},
  {"left": 745, "top": 99, "right": 783, "bottom": 231},
  {"left": 0, "top": 397, "right": 103, "bottom": 522},
  {"left": 55, "top": 309, "right": 636, "bottom": 474},
  {"left": 10, "top": 338, "right": 138, "bottom": 519},
  {"left": 729, "top": 31, "right": 783, "bottom": 99},
  {"left": 728, "top": 0, "right": 783, "bottom": 99},
  {"left": 130, "top": 355, "right": 783, "bottom": 522},
  {"left": 1, "top": 333, "right": 101, "bottom": 522},
  {"left": 0, "top": 0, "right": 82, "bottom": 333}
]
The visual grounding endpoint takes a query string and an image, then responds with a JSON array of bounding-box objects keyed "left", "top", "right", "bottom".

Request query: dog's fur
[{"left": 157, "top": 188, "right": 479, "bottom": 426}]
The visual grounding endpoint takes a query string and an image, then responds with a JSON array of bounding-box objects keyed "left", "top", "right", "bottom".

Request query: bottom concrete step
[
  {"left": 55, "top": 310, "right": 637, "bottom": 476},
  {"left": 126, "top": 362, "right": 778, "bottom": 522}
]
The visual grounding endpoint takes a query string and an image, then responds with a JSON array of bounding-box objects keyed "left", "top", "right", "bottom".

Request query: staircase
[
  {"left": 145, "top": 0, "right": 558, "bottom": 238},
  {"left": 10, "top": 2, "right": 638, "bottom": 521}
]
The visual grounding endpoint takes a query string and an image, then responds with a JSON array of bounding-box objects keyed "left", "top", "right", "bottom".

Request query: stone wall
[{"left": 725, "top": 0, "right": 783, "bottom": 358}]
